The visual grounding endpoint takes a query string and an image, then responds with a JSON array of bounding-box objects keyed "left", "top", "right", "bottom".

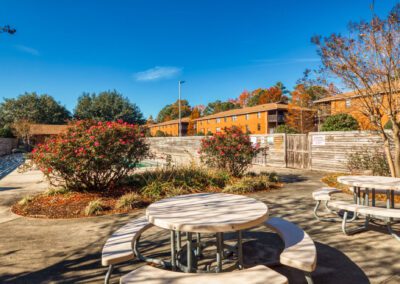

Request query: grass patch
[
  {"left": 116, "top": 192, "right": 145, "bottom": 209},
  {"left": 18, "top": 195, "right": 34, "bottom": 206},
  {"left": 223, "top": 176, "right": 270, "bottom": 194},
  {"left": 84, "top": 199, "right": 105, "bottom": 216},
  {"left": 45, "top": 187, "right": 70, "bottom": 196}
]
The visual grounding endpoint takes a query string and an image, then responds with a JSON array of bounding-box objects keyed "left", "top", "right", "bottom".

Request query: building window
[
  {"left": 245, "top": 125, "right": 250, "bottom": 132},
  {"left": 345, "top": 99, "right": 351, "bottom": 108},
  {"left": 224, "top": 117, "right": 227, "bottom": 122},
  {"left": 246, "top": 114, "right": 250, "bottom": 120},
  {"left": 232, "top": 115, "right": 237, "bottom": 122},
  {"left": 207, "top": 119, "right": 210, "bottom": 124},
  {"left": 257, "top": 123, "right": 261, "bottom": 131},
  {"left": 257, "top": 112, "right": 261, "bottom": 119},
  {"left": 216, "top": 127, "right": 221, "bottom": 133},
  {"left": 216, "top": 118, "right": 220, "bottom": 123}
]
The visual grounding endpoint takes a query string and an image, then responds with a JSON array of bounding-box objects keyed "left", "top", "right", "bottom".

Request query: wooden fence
[{"left": 147, "top": 131, "right": 387, "bottom": 172}]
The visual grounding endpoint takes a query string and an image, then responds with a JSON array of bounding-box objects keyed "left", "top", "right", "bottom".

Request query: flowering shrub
[
  {"left": 31, "top": 120, "right": 149, "bottom": 192},
  {"left": 199, "top": 127, "right": 260, "bottom": 177}
]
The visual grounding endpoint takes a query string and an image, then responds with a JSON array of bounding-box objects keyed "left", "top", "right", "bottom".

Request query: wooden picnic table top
[
  {"left": 146, "top": 193, "right": 269, "bottom": 233},
  {"left": 338, "top": 175, "right": 400, "bottom": 191}
]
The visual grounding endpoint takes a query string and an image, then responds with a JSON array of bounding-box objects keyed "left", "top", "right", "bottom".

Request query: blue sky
[{"left": 0, "top": 0, "right": 397, "bottom": 118}]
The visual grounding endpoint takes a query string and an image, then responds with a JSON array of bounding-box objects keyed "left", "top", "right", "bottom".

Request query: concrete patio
[{"left": 0, "top": 167, "right": 399, "bottom": 284}]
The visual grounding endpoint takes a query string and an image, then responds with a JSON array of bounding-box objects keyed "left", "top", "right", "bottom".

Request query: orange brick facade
[
  {"left": 316, "top": 95, "right": 392, "bottom": 130},
  {"left": 148, "top": 118, "right": 189, "bottom": 136},
  {"left": 196, "top": 111, "right": 269, "bottom": 134}
]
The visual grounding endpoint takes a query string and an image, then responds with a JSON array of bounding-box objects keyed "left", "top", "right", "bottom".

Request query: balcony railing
[{"left": 268, "top": 114, "right": 285, "bottom": 123}]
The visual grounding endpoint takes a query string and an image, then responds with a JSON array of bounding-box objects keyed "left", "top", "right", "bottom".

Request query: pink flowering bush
[
  {"left": 199, "top": 127, "right": 260, "bottom": 177},
  {"left": 31, "top": 120, "right": 149, "bottom": 192}
]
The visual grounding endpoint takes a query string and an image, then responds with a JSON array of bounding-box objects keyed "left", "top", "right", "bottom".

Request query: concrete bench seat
[
  {"left": 312, "top": 187, "right": 341, "bottom": 221},
  {"left": 102, "top": 216, "right": 154, "bottom": 284},
  {"left": 329, "top": 201, "right": 400, "bottom": 241},
  {"left": 264, "top": 217, "right": 316, "bottom": 284},
  {"left": 120, "top": 265, "right": 288, "bottom": 284}
]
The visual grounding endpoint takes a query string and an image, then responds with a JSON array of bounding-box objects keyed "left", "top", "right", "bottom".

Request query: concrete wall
[{"left": 0, "top": 138, "right": 18, "bottom": 156}]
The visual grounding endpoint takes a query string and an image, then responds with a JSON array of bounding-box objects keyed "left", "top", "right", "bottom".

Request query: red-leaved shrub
[
  {"left": 31, "top": 120, "right": 149, "bottom": 192},
  {"left": 199, "top": 127, "right": 260, "bottom": 177}
]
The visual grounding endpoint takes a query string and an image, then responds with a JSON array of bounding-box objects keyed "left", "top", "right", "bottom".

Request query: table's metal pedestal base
[{"left": 170, "top": 230, "right": 244, "bottom": 273}]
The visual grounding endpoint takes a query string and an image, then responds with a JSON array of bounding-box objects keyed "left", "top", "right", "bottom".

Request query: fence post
[{"left": 284, "top": 133, "right": 288, "bottom": 168}]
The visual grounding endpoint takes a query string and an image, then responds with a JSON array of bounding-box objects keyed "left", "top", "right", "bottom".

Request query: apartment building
[{"left": 148, "top": 117, "right": 190, "bottom": 136}]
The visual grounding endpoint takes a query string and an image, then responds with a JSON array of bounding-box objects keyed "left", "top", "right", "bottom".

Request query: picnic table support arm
[
  {"left": 305, "top": 272, "right": 314, "bottom": 284},
  {"left": 313, "top": 200, "right": 338, "bottom": 222},
  {"left": 104, "top": 264, "right": 113, "bottom": 284},
  {"left": 386, "top": 222, "right": 400, "bottom": 241},
  {"left": 196, "top": 233, "right": 202, "bottom": 257},
  {"left": 133, "top": 235, "right": 168, "bottom": 267},
  {"left": 237, "top": 230, "right": 243, "bottom": 269},
  {"left": 216, "top": 232, "right": 223, "bottom": 272},
  {"left": 187, "top": 232, "right": 193, "bottom": 273},
  {"left": 171, "top": 230, "right": 177, "bottom": 270},
  {"left": 341, "top": 211, "right": 370, "bottom": 235}
]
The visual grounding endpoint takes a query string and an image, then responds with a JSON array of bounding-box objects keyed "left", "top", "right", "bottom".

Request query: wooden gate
[{"left": 286, "top": 134, "right": 310, "bottom": 169}]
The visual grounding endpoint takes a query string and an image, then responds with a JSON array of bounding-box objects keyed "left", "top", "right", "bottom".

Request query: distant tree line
[{"left": 0, "top": 90, "right": 145, "bottom": 137}]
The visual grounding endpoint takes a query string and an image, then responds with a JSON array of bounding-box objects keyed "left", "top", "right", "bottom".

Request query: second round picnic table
[
  {"left": 337, "top": 175, "right": 400, "bottom": 208},
  {"left": 145, "top": 192, "right": 269, "bottom": 273}
]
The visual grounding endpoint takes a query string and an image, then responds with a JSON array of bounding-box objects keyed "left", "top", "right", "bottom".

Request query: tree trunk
[
  {"left": 391, "top": 126, "right": 400, "bottom": 177},
  {"left": 382, "top": 133, "right": 397, "bottom": 177}
]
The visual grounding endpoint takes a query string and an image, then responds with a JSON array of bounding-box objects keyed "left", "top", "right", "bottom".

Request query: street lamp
[{"left": 178, "top": 80, "right": 185, "bottom": 137}]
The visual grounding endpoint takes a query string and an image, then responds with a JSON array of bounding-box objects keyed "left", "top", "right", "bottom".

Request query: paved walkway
[{"left": 0, "top": 167, "right": 399, "bottom": 283}]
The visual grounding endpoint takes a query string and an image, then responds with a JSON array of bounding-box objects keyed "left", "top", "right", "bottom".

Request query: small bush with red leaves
[
  {"left": 31, "top": 120, "right": 149, "bottom": 192},
  {"left": 199, "top": 127, "right": 260, "bottom": 177}
]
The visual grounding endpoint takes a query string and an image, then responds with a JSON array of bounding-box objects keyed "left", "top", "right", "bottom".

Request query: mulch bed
[{"left": 11, "top": 187, "right": 150, "bottom": 219}]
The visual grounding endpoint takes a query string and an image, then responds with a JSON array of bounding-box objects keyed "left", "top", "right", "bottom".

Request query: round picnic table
[
  {"left": 146, "top": 192, "right": 269, "bottom": 273},
  {"left": 338, "top": 175, "right": 400, "bottom": 208}
]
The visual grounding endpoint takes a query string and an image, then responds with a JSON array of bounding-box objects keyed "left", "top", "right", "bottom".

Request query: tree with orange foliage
[
  {"left": 187, "top": 107, "right": 201, "bottom": 135},
  {"left": 237, "top": 90, "right": 251, "bottom": 107},
  {"left": 286, "top": 84, "right": 316, "bottom": 133}
]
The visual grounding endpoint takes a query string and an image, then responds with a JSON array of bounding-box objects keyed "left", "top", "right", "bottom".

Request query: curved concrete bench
[
  {"left": 265, "top": 217, "right": 316, "bottom": 284},
  {"left": 120, "top": 265, "right": 288, "bottom": 284},
  {"left": 102, "top": 216, "right": 154, "bottom": 284},
  {"left": 329, "top": 201, "right": 400, "bottom": 241},
  {"left": 312, "top": 187, "right": 341, "bottom": 221}
]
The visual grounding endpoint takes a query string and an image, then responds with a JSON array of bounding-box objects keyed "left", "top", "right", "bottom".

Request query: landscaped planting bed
[{"left": 12, "top": 166, "right": 281, "bottom": 218}]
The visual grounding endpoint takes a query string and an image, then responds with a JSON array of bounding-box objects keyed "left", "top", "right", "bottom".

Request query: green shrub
[
  {"left": 259, "top": 171, "right": 279, "bottom": 182},
  {"left": 0, "top": 126, "right": 14, "bottom": 138},
  {"left": 223, "top": 176, "right": 269, "bottom": 194},
  {"left": 18, "top": 195, "right": 34, "bottom": 206},
  {"left": 274, "top": 125, "right": 298, "bottom": 134},
  {"left": 126, "top": 165, "right": 230, "bottom": 199},
  {"left": 347, "top": 148, "right": 390, "bottom": 176},
  {"left": 116, "top": 192, "right": 144, "bottom": 209},
  {"left": 199, "top": 127, "right": 261, "bottom": 177},
  {"left": 155, "top": 130, "right": 166, "bottom": 137},
  {"left": 84, "top": 199, "right": 104, "bottom": 216},
  {"left": 196, "top": 131, "right": 205, "bottom": 136},
  {"left": 321, "top": 114, "right": 359, "bottom": 131},
  {"left": 30, "top": 120, "right": 150, "bottom": 192}
]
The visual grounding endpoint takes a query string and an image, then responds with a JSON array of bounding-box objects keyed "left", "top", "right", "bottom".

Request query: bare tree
[{"left": 313, "top": 4, "right": 400, "bottom": 176}]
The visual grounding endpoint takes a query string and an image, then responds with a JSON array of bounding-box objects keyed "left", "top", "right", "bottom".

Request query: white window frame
[
  {"left": 345, "top": 99, "right": 351, "bottom": 108},
  {"left": 232, "top": 115, "right": 237, "bottom": 122}
]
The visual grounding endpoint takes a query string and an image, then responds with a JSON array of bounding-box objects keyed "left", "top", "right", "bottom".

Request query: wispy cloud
[
  {"left": 15, "top": 45, "right": 40, "bottom": 56},
  {"left": 252, "top": 58, "right": 320, "bottom": 65},
  {"left": 134, "top": 66, "right": 182, "bottom": 81}
]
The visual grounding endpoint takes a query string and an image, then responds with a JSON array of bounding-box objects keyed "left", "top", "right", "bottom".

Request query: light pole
[{"left": 178, "top": 80, "right": 185, "bottom": 137}]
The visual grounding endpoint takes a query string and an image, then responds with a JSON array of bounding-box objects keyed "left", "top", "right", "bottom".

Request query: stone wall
[{"left": 0, "top": 138, "right": 18, "bottom": 156}]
